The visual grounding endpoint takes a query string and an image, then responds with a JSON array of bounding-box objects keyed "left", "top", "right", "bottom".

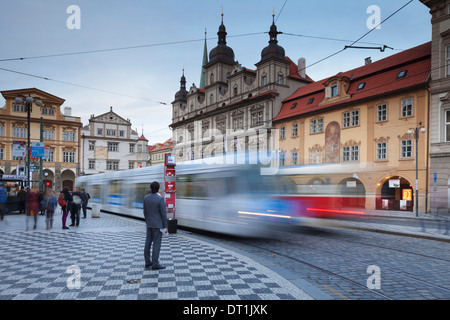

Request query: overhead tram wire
[
  {"left": 0, "top": 66, "right": 167, "bottom": 105},
  {"left": 272, "top": 0, "right": 415, "bottom": 86},
  {"left": 0, "top": 32, "right": 267, "bottom": 63}
]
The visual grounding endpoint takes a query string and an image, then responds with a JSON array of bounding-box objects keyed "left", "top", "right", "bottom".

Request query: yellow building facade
[
  {"left": 0, "top": 88, "right": 82, "bottom": 191},
  {"left": 273, "top": 43, "right": 431, "bottom": 212}
]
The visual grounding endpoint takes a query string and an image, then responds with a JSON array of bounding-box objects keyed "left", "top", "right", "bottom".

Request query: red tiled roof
[
  {"left": 274, "top": 42, "right": 431, "bottom": 122},
  {"left": 148, "top": 138, "right": 173, "bottom": 153}
]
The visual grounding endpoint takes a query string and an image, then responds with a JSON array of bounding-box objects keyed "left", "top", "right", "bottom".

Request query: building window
[
  {"left": 277, "top": 74, "right": 283, "bottom": 85},
  {"left": 343, "top": 145, "right": 359, "bottom": 162},
  {"left": 343, "top": 110, "right": 359, "bottom": 128},
  {"left": 43, "top": 130, "right": 55, "bottom": 140},
  {"left": 13, "top": 127, "right": 26, "bottom": 138},
  {"left": 97, "top": 128, "right": 103, "bottom": 135},
  {"left": 310, "top": 118, "right": 324, "bottom": 134},
  {"left": 307, "top": 97, "right": 314, "bottom": 105},
  {"left": 129, "top": 144, "right": 135, "bottom": 153},
  {"left": 279, "top": 152, "right": 285, "bottom": 167},
  {"left": 63, "top": 152, "right": 75, "bottom": 163},
  {"left": 44, "top": 150, "right": 54, "bottom": 162},
  {"left": 64, "top": 131, "right": 75, "bottom": 142},
  {"left": 377, "top": 104, "right": 388, "bottom": 122},
  {"left": 119, "top": 130, "right": 125, "bottom": 137},
  {"left": 357, "top": 82, "right": 365, "bottom": 90},
  {"left": 233, "top": 117, "right": 243, "bottom": 131},
  {"left": 262, "top": 75, "right": 267, "bottom": 86},
  {"left": 292, "top": 123, "right": 298, "bottom": 137},
  {"left": 13, "top": 104, "right": 26, "bottom": 112},
  {"left": 447, "top": 46, "right": 450, "bottom": 77},
  {"left": 331, "top": 84, "right": 338, "bottom": 97},
  {"left": 445, "top": 109, "right": 450, "bottom": 142},
  {"left": 401, "top": 98, "right": 413, "bottom": 118},
  {"left": 107, "top": 161, "right": 119, "bottom": 170},
  {"left": 0, "top": 148, "right": 3, "bottom": 160},
  {"left": 129, "top": 162, "right": 134, "bottom": 170},
  {"left": 89, "top": 160, "right": 95, "bottom": 169},
  {"left": 108, "top": 142, "right": 119, "bottom": 152},
  {"left": 106, "top": 129, "right": 116, "bottom": 136},
  {"left": 0, "top": 126, "right": 3, "bottom": 136},
  {"left": 251, "top": 110, "right": 263, "bottom": 127},
  {"left": 280, "top": 126, "right": 286, "bottom": 139},
  {"left": 401, "top": 139, "right": 413, "bottom": 158},
  {"left": 377, "top": 142, "right": 387, "bottom": 160},
  {"left": 310, "top": 149, "right": 323, "bottom": 164},
  {"left": 292, "top": 152, "right": 298, "bottom": 165},
  {"left": 89, "top": 141, "right": 95, "bottom": 151},
  {"left": 41, "top": 107, "right": 54, "bottom": 116}
]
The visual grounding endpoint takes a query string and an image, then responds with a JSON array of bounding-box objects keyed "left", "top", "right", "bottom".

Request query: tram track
[{"left": 232, "top": 234, "right": 450, "bottom": 300}]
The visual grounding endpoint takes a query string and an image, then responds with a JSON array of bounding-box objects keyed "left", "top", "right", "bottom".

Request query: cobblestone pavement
[{"left": 0, "top": 212, "right": 312, "bottom": 300}]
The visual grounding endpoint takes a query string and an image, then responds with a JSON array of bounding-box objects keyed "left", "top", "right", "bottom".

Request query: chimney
[
  {"left": 298, "top": 58, "right": 306, "bottom": 79},
  {"left": 64, "top": 106, "right": 72, "bottom": 116},
  {"left": 365, "top": 57, "right": 372, "bottom": 65}
]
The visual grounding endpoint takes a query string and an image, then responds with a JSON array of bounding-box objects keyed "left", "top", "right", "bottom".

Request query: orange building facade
[{"left": 273, "top": 43, "right": 431, "bottom": 212}]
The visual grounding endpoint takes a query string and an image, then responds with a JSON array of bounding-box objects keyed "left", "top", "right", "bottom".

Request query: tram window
[{"left": 133, "top": 183, "right": 150, "bottom": 203}]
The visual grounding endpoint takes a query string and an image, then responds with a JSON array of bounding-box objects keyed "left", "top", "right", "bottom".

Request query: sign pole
[{"left": 164, "top": 154, "right": 177, "bottom": 233}]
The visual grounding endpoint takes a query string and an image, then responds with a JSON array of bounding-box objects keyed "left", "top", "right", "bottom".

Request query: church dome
[
  {"left": 209, "top": 15, "right": 235, "bottom": 64},
  {"left": 174, "top": 72, "right": 188, "bottom": 102},
  {"left": 260, "top": 17, "right": 285, "bottom": 63}
]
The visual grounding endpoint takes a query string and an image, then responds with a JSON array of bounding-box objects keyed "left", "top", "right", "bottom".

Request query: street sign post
[{"left": 164, "top": 154, "right": 177, "bottom": 233}]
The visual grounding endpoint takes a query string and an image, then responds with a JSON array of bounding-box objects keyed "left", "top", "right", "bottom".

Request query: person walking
[
  {"left": 0, "top": 182, "right": 7, "bottom": 222},
  {"left": 44, "top": 189, "right": 58, "bottom": 230},
  {"left": 143, "top": 181, "right": 168, "bottom": 270},
  {"left": 80, "top": 188, "right": 90, "bottom": 219},
  {"left": 60, "top": 187, "right": 72, "bottom": 230},
  {"left": 26, "top": 190, "right": 39, "bottom": 230},
  {"left": 17, "top": 186, "right": 27, "bottom": 214},
  {"left": 70, "top": 187, "right": 82, "bottom": 227}
]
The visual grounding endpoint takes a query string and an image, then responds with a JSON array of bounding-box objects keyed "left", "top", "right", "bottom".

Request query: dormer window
[
  {"left": 397, "top": 70, "right": 407, "bottom": 79},
  {"left": 357, "top": 82, "right": 366, "bottom": 91},
  {"left": 307, "top": 97, "right": 315, "bottom": 105},
  {"left": 290, "top": 103, "right": 297, "bottom": 110},
  {"left": 331, "top": 83, "right": 338, "bottom": 97}
]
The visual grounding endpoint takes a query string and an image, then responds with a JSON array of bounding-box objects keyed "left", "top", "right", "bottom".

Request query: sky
[{"left": 0, "top": 0, "right": 431, "bottom": 145}]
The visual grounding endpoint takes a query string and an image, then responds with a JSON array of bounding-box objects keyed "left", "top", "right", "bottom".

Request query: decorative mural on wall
[{"left": 325, "top": 121, "right": 340, "bottom": 163}]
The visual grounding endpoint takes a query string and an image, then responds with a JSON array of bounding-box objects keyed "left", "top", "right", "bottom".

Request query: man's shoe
[
  {"left": 152, "top": 264, "right": 166, "bottom": 270},
  {"left": 145, "top": 263, "right": 152, "bottom": 269}
]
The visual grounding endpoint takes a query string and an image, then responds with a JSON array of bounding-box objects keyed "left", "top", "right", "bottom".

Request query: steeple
[
  {"left": 200, "top": 29, "right": 208, "bottom": 89},
  {"left": 173, "top": 68, "right": 188, "bottom": 103},
  {"left": 208, "top": 11, "right": 235, "bottom": 64},
  {"left": 259, "top": 12, "right": 285, "bottom": 63}
]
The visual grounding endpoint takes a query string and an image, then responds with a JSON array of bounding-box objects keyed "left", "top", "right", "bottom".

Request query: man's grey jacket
[{"left": 143, "top": 193, "right": 168, "bottom": 229}]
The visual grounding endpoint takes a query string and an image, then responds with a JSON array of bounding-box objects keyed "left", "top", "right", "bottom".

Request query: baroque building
[
  {"left": 0, "top": 88, "right": 82, "bottom": 191},
  {"left": 80, "top": 107, "right": 149, "bottom": 174},
  {"left": 273, "top": 42, "right": 431, "bottom": 212},
  {"left": 170, "top": 14, "right": 312, "bottom": 162}
]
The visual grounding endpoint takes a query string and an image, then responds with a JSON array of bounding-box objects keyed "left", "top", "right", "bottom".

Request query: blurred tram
[
  {"left": 76, "top": 161, "right": 298, "bottom": 237},
  {"left": 271, "top": 163, "right": 368, "bottom": 226}
]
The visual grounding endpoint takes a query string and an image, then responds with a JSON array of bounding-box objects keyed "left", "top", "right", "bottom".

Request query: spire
[
  {"left": 208, "top": 9, "right": 235, "bottom": 64},
  {"left": 200, "top": 29, "right": 208, "bottom": 89},
  {"left": 259, "top": 11, "right": 285, "bottom": 63}
]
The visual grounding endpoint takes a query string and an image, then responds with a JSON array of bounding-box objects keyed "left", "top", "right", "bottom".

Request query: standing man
[
  {"left": 80, "top": 188, "right": 90, "bottom": 219},
  {"left": 0, "top": 182, "right": 7, "bottom": 221},
  {"left": 143, "top": 181, "right": 168, "bottom": 270}
]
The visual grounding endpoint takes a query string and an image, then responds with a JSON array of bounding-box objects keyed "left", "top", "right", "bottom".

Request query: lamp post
[
  {"left": 407, "top": 121, "right": 426, "bottom": 217},
  {"left": 14, "top": 95, "right": 43, "bottom": 191}
]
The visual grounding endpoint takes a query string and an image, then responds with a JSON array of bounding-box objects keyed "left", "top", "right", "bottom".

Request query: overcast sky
[{"left": 0, "top": 0, "right": 431, "bottom": 144}]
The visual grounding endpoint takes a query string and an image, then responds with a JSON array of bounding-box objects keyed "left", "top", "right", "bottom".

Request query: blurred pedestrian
[
  {"left": 59, "top": 187, "right": 72, "bottom": 230},
  {"left": 17, "top": 186, "right": 27, "bottom": 214},
  {"left": 26, "top": 190, "right": 39, "bottom": 230},
  {"left": 0, "top": 182, "right": 7, "bottom": 221},
  {"left": 81, "top": 188, "right": 90, "bottom": 219},
  {"left": 143, "top": 181, "right": 168, "bottom": 270},
  {"left": 70, "top": 187, "right": 82, "bottom": 227},
  {"left": 44, "top": 189, "right": 58, "bottom": 230}
]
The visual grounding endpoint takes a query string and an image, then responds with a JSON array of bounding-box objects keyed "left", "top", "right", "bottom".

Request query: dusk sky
[{"left": 0, "top": 0, "right": 431, "bottom": 144}]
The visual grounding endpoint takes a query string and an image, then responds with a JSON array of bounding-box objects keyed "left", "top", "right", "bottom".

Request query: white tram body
[{"left": 76, "top": 162, "right": 297, "bottom": 237}]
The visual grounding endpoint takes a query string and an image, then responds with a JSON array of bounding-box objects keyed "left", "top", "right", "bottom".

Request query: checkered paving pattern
[{"left": 0, "top": 213, "right": 312, "bottom": 300}]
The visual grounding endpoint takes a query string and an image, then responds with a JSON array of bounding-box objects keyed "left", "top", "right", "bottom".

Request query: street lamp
[
  {"left": 407, "top": 121, "right": 426, "bottom": 217},
  {"left": 14, "top": 95, "right": 43, "bottom": 191}
]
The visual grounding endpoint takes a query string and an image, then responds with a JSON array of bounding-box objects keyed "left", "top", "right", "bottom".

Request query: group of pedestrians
[
  {"left": 59, "top": 187, "right": 90, "bottom": 229},
  {"left": 0, "top": 183, "right": 90, "bottom": 231}
]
